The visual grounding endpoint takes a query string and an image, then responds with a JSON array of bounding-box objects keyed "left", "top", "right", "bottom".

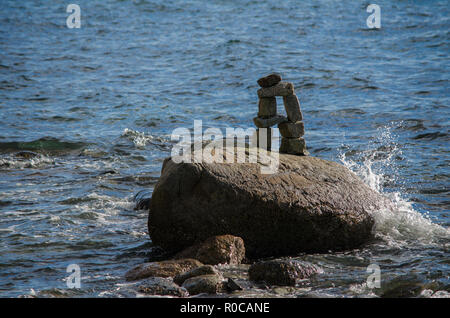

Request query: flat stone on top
[
  {"left": 253, "top": 115, "right": 287, "bottom": 128},
  {"left": 257, "top": 82, "right": 294, "bottom": 98},
  {"left": 257, "top": 74, "right": 282, "bottom": 88}
]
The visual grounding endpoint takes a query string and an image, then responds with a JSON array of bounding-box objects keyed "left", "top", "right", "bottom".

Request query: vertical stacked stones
[
  {"left": 254, "top": 74, "right": 308, "bottom": 156},
  {"left": 253, "top": 74, "right": 287, "bottom": 151}
]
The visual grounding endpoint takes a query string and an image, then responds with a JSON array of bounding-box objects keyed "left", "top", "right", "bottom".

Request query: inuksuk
[{"left": 253, "top": 74, "right": 308, "bottom": 155}]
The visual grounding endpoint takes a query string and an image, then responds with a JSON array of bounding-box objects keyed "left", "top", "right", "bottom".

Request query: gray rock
[
  {"left": 173, "top": 265, "right": 218, "bottom": 286},
  {"left": 257, "top": 74, "right": 282, "bottom": 88},
  {"left": 248, "top": 259, "right": 322, "bottom": 286},
  {"left": 253, "top": 115, "right": 287, "bottom": 128},
  {"left": 258, "top": 97, "right": 277, "bottom": 118},
  {"left": 148, "top": 151, "right": 389, "bottom": 258},
  {"left": 278, "top": 121, "right": 305, "bottom": 138},
  {"left": 226, "top": 278, "right": 244, "bottom": 292},
  {"left": 282, "top": 94, "right": 303, "bottom": 122},
  {"left": 257, "top": 82, "right": 294, "bottom": 98},
  {"left": 136, "top": 277, "right": 188, "bottom": 297},
  {"left": 181, "top": 274, "right": 224, "bottom": 295},
  {"left": 173, "top": 235, "right": 246, "bottom": 265},
  {"left": 125, "top": 259, "right": 203, "bottom": 281},
  {"left": 279, "top": 137, "right": 308, "bottom": 155}
]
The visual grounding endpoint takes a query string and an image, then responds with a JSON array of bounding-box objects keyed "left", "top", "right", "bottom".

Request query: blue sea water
[{"left": 0, "top": 0, "right": 448, "bottom": 297}]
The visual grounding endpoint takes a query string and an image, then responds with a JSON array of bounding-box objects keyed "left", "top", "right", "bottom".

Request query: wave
[
  {"left": 0, "top": 153, "right": 55, "bottom": 169},
  {"left": 339, "top": 125, "right": 449, "bottom": 246},
  {"left": 121, "top": 128, "right": 171, "bottom": 150},
  {"left": 0, "top": 137, "right": 86, "bottom": 155}
]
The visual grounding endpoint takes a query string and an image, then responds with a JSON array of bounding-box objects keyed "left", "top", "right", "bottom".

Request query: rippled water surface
[{"left": 0, "top": 0, "right": 448, "bottom": 297}]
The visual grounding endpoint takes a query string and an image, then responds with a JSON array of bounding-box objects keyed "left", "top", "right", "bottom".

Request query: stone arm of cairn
[{"left": 254, "top": 74, "right": 308, "bottom": 155}]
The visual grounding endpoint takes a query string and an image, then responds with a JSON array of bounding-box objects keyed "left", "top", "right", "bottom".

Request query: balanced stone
[
  {"left": 278, "top": 121, "right": 304, "bottom": 138},
  {"left": 257, "top": 73, "right": 282, "bottom": 88},
  {"left": 280, "top": 137, "right": 308, "bottom": 155},
  {"left": 257, "top": 97, "right": 277, "bottom": 118},
  {"left": 257, "top": 82, "right": 294, "bottom": 98},
  {"left": 282, "top": 94, "right": 302, "bottom": 122},
  {"left": 253, "top": 115, "right": 287, "bottom": 128}
]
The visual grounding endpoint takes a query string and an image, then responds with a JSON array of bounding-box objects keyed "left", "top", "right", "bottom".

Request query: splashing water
[{"left": 339, "top": 125, "right": 449, "bottom": 246}]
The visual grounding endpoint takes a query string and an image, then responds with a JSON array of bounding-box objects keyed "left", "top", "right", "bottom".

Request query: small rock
[
  {"left": 278, "top": 121, "right": 305, "bottom": 138},
  {"left": 181, "top": 274, "right": 224, "bottom": 295},
  {"left": 257, "top": 74, "right": 282, "bottom": 88},
  {"left": 125, "top": 259, "right": 203, "bottom": 281},
  {"left": 248, "top": 259, "right": 322, "bottom": 286},
  {"left": 282, "top": 94, "right": 303, "bottom": 122},
  {"left": 173, "top": 235, "right": 246, "bottom": 265},
  {"left": 136, "top": 277, "right": 188, "bottom": 297},
  {"left": 14, "top": 151, "right": 39, "bottom": 159},
  {"left": 279, "top": 137, "right": 308, "bottom": 155},
  {"left": 253, "top": 115, "right": 287, "bottom": 128},
  {"left": 173, "top": 265, "right": 218, "bottom": 286},
  {"left": 226, "top": 278, "right": 244, "bottom": 292},
  {"left": 257, "top": 82, "right": 294, "bottom": 98},
  {"left": 258, "top": 97, "right": 277, "bottom": 118}
]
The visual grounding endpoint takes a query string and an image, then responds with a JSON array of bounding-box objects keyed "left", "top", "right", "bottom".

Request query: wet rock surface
[
  {"left": 136, "top": 277, "right": 188, "bottom": 297},
  {"left": 173, "top": 235, "right": 246, "bottom": 265},
  {"left": 181, "top": 274, "right": 224, "bottom": 295},
  {"left": 125, "top": 259, "right": 203, "bottom": 281},
  {"left": 248, "top": 259, "right": 322, "bottom": 286},
  {"left": 173, "top": 265, "right": 219, "bottom": 286}
]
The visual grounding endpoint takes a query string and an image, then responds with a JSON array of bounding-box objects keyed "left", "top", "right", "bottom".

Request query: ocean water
[{"left": 0, "top": 0, "right": 448, "bottom": 297}]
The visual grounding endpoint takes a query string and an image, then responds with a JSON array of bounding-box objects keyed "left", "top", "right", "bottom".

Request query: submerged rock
[
  {"left": 173, "top": 235, "right": 246, "bottom": 265},
  {"left": 136, "top": 277, "right": 188, "bottom": 297},
  {"left": 148, "top": 152, "right": 388, "bottom": 258},
  {"left": 248, "top": 259, "right": 322, "bottom": 286},
  {"left": 181, "top": 274, "right": 224, "bottom": 295},
  {"left": 125, "top": 259, "right": 202, "bottom": 281},
  {"left": 225, "top": 278, "right": 244, "bottom": 292},
  {"left": 173, "top": 265, "right": 218, "bottom": 286}
]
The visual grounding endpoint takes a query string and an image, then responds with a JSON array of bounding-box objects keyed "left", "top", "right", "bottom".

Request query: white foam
[{"left": 339, "top": 125, "right": 449, "bottom": 246}]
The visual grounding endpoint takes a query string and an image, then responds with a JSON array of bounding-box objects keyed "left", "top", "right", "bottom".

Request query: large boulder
[{"left": 148, "top": 152, "right": 388, "bottom": 258}]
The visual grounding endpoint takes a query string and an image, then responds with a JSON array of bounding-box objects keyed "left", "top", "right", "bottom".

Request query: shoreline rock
[
  {"left": 125, "top": 259, "right": 203, "bottom": 281},
  {"left": 248, "top": 259, "right": 322, "bottom": 286},
  {"left": 173, "top": 235, "right": 246, "bottom": 265},
  {"left": 148, "top": 153, "right": 389, "bottom": 259},
  {"left": 181, "top": 274, "right": 224, "bottom": 295}
]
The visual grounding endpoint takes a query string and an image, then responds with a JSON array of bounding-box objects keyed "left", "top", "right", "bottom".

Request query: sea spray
[{"left": 339, "top": 125, "right": 449, "bottom": 246}]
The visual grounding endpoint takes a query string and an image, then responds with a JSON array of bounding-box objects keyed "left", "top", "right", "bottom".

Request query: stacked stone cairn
[{"left": 253, "top": 74, "right": 308, "bottom": 155}]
